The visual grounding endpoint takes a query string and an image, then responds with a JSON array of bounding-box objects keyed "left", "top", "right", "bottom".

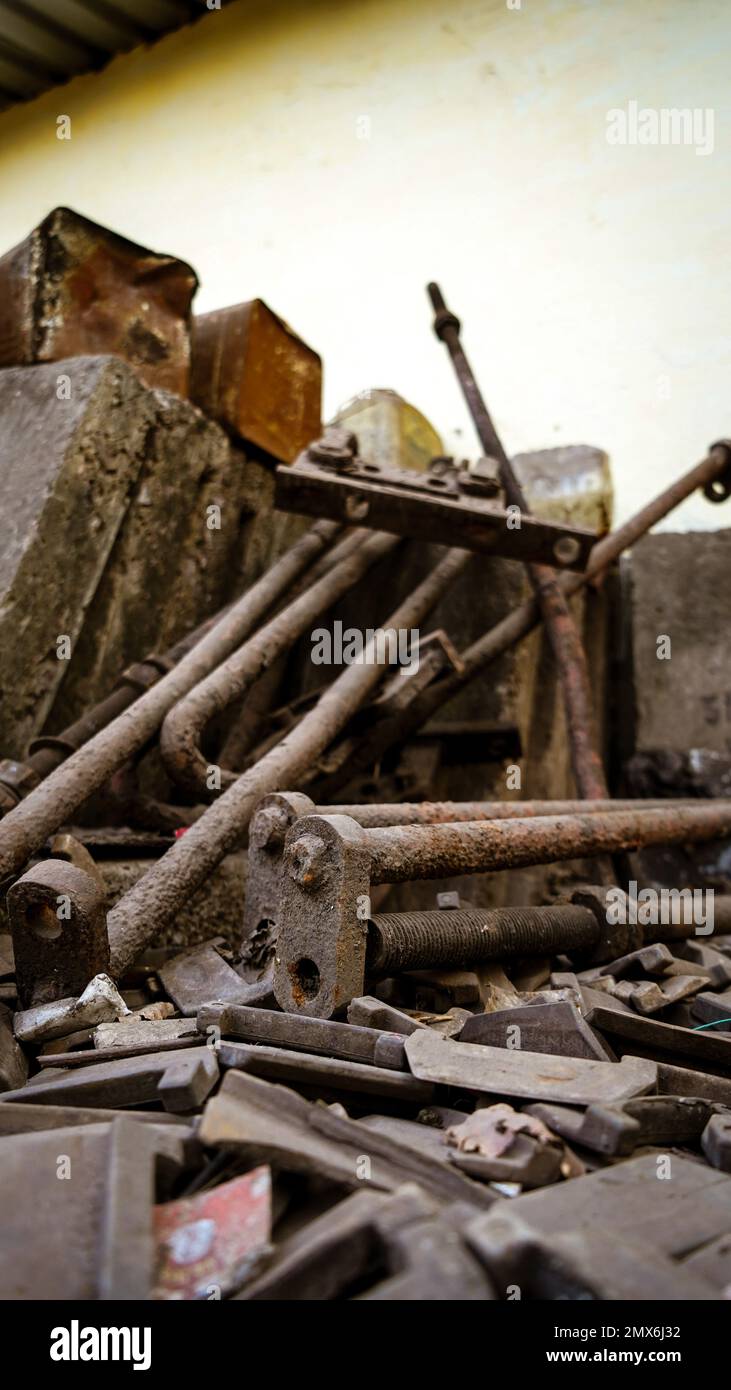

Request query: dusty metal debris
[
  {"left": 318, "top": 441, "right": 731, "bottom": 796},
  {"left": 2, "top": 1046, "right": 219, "bottom": 1112},
  {"left": 0, "top": 520, "right": 341, "bottom": 877},
  {"left": 198, "top": 1001, "right": 408, "bottom": 1070},
  {"left": 273, "top": 804, "right": 731, "bottom": 1016},
  {"left": 104, "top": 547, "right": 469, "bottom": 977},
  {"left": 8, "top": 859, "right": 110, "bottom": 1008},
  {"left": 275, "top": 432, "right": 596, "bottom": 568},
  {"left": 0, "top": 207, "right": 198, "bottom": 394},
  {"left": 458, "top": 1001, "right": 612, "bottom": 1061},
  {"left": 159, "top": 529, "right": 400, "bottom": 798},
  {"left": 0, "top": 1115, "right": 190, "bottom": 1299},
  {"left": 244, "top": 790, "right": 688, "bottom": 946},
  {"left": 190, "top": 298, "right": 322, "bottom": 463},
  {"left": 525, "top": 1096, "right": 724, "bottom": 1156},
  {"left": 13, "top": 974, "right": 129, "bottom": 1045},
  {"left": 403, "top": 1028, "right": 657, "bottom": 1104}
]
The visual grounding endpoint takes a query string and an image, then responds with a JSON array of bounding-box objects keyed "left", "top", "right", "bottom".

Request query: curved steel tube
[
  {"left": 106, "top": 546, "right": 471, "bottom": 975},
  {"left": 159, "top": 529, "right": 402, "bottom": 798},
  {"left": 0, "top": 521, "right": 342, "bottom": 882}
]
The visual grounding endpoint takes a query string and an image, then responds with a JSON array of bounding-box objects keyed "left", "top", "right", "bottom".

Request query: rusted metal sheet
[
  {"left": 0, "top": 207, "right": 197, "bottom": 394},
  {"left": 190, "top": 299, "right": 322, "bottom": 463}
]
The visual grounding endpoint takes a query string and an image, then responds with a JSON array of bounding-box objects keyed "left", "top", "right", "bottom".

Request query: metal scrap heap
[{"left": 1, "top": 210, "right": 731, "bottom": 1302}]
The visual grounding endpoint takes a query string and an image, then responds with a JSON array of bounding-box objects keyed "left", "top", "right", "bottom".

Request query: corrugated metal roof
[{"left": 0, "top": 0, "right": 232, "bottom": 113}]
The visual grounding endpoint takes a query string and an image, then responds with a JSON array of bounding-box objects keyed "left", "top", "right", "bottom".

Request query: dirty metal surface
[
  {"left": 505, "top": 1152, "right": 731, "bottom": 1260},
  {"left": 526, "top": 1095, "right": 723, "bottom": 1156},
  {"left": 2, "top": 1046, "right": 219, "bottom": 1113},
  {"left": 0, "top": 207, "right": 197, "bottom": 395},
  {"left": 198, "top": 1002, "right": 407, "bottom": 1070},
  {"left": 464, "top": 1203, "right": 718, "bottom": 1301},
  {"left": 8, "top": 859, "right": 109, "bottom": 1008},
  {"left": 276, "top": 445, "right": 596, "bottom": 569},
  {"left": 190, "top": 298, "right": 321, "bottom": 463},
  {"left": 404, "top": 1029, "right": 657, "bottom": 1104},
  {"left": 217, "top": 1040, "right": 432, "bottom": 1103},
  {"left": 586, "top": 1003, "right": 731, "bottom": 1066},
  {"left": 199, "top": 1069, "right": 493, "bottom": 1210},
  {"left": 459, "top": 1001, "right": 612, "bottom": 1061},
  {"left": 0, "top": 1116, "right": 187, "bottom": 1299},
  {"left": 159, "top": 944, "right": 274, "bottom": 1016}
]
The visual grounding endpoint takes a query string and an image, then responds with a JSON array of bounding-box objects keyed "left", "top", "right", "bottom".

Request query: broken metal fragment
[
  {"left": 190, "top": 299, "right": 321, "bottom": 464},
  {"left": 1, "top": 1046, "right": 219, "bottom": 1113},
  {"left": 0, "top": 1116, "right": 189, "bottom": 1299},
  {"left": 13, "top": 973, "right": 129, "bottom": 1044},
  {"left": 153, "top": 1167, "right": 272, "bottom": 1299},
  {"left": 701, "top": 1113, "right": 731, "bottom": 1172},
  {"left": 464, "top": 1202, "right": 718, "bottom": 1300},
  {"left": 217, "top": 1040, "right": 431, "bottom": 1103},
  {"left": 8, "top": 859, "right": 109, "bottom": 1008},
  {"left": 586, "top": 1002, "right": 731, "bottom": 1065},
  {"left": 238, "top": 1184, "right": 494, "bottom": 1301},
  {"left": 525, "top": 1095, "right": 723, "bottom": 1156},
  {"left": 199, "top": 1069, "right": 494, "bottom": 1209},
  {"left": 0, "top": 207, "right": 197, "bottom": 394},
  {"left": 346, "top": 995, "right": 426, "bottom": 1035},
  {"left": 160, "top": 943, "right": 273, "bottom": 1016},
  {"left": 404, "top": 1029, "right": 657, "bottom": 1104},
  {"left": 459, "top": 1000, "right": 612, "bottom": 1060},
  {"left": 198, "top": 1002, "right": 408, "bottom": 1070}
]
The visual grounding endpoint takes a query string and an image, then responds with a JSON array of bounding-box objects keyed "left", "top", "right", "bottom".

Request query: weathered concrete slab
[
  {"left": 44, "top": 389, "right": 238, "bottom": 729},
  {"left": 629, "top": 530, "right": 731, "bottom": 755},
  {"left": 0, "top": 357, "right": 151, "bottom": 755}
]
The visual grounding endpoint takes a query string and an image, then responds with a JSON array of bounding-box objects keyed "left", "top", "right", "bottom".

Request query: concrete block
[
  {"left": 0, "top": 356, "right": 152, "bottom": 755},
  {"left": 629, "top": 530, "right": 731, "bottom": 755}
]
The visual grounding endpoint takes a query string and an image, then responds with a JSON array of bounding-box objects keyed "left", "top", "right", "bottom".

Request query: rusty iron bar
[
  {"left": 0, "top": 521, "right": 346, "bottom": 882},
  {"left": 105, "top": 546, "right": 472, "bottom": 976},
  {"left": 158, "top": 529, "right": 408, "bottom": 799},
  {"left": 324, "top": 797, "right": 694, "bottom": 826},
  {"left": 427, "top": 281, "right": 608, "bottom": 800},
  {"left": 361, "top": 803, "right": 731, "bottom": 883},
  {"left": 365, "top": 904, "right": 601, "bottom": 975},
  {"left": 312, "top": 441, "right": 731, "bottom": 801}
]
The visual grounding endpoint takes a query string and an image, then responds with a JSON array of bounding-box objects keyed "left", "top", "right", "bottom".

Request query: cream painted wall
[{"left": 0, "top": 0, "right": 728, "bottom": 528}]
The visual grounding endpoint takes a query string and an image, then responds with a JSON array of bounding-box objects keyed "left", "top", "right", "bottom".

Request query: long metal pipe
[
  {"left": 360, "top": 803, "right": 731, "bottom": 883},
  {"left": 159, "top": 530, "right": 403, "bottom": 798},
  {"left": 0, "top": 521, "right": 344, "bottom": 882},
  {"left": 106, "top": 546, "right": 472, "bottom": 976},
  {"left": 428, "top": 281, "right": 608, "bottom": 800},
  {"left": 312, "top": 442, "right": 731, "bottom": 799},
  {"left": 324, "top": 797, "right": 693, "bottom": 826}
]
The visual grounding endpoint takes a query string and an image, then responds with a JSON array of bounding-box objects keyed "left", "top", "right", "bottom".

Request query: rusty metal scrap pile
[{"left": 1, "top": 212, "right": 731, "bottom": 1301}]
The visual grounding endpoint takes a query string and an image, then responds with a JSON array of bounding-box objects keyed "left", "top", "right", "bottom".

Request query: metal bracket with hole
[{"left": 275, "top": 433, "right": 596, "bottom": 570}]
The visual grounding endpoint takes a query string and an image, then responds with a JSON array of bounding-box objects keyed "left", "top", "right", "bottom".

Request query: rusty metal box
[
  {"left": 0, "top": 206, "right": 197, "bottom": 396},
  {"left": 190, "top": 298, "right": 322, "bottom": 464}
]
